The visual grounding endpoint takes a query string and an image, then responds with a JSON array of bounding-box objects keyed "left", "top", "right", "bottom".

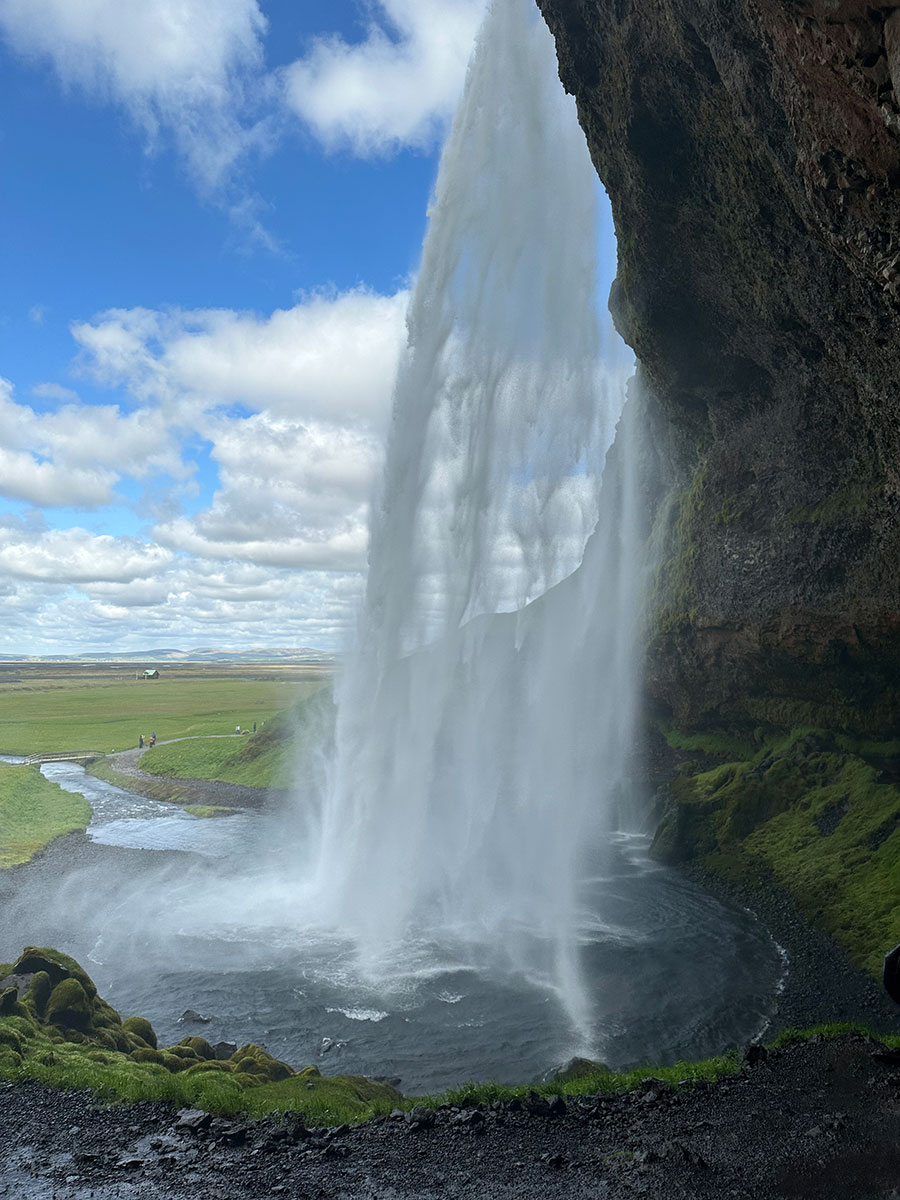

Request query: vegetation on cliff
[{"left": 652, "top": 723, "right": 900, "bottom": 977}]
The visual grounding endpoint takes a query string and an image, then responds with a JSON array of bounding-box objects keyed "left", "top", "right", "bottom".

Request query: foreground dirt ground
[{"left": 2, "top": 1035, "right": 900, "bottom": 1199}]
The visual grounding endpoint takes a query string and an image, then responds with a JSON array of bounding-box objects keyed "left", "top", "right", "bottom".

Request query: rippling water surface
[{"left": 0, "top": 762, "right": 786, "bottom": 1094}]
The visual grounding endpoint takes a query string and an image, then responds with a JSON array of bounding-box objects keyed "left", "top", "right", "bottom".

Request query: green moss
[
  {"left": 45, "top": 978, "right": 93, "bottom": 1031},
  {"left": 26, "top": 972, "right": 52, "bottom": 1018},
  {"left": 652, "top": 727, "right": 900, "bottom": 975},
  {"left": 123, "top": 1016, "right": 157, "bottom": 1049},
  {"left": 785, "top": 482, "right": 871, "bottom": 526},
  {"left": 184, "top": 805, "right": 236, "bottom": 818},
  {"left": 178, "top": 1036, "right": 215, "bottom": 1060}
]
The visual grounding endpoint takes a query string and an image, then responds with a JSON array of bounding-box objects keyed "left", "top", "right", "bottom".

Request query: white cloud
[
  {"left": 28, "top": 304, "right": 47, "bottom": 325},
  {"left": 0, "top": 285, "right": 414, "bottom": 652},
  {"left": 31, "top": 382, "right": 80, "bottom": 404},
  {"left": 0, "top": 376, "right": 186, "bottom": 507},
  {"left": 0, "top": 522, "right": 172, "bottom": 583},
  {"left": 284, "top": 0, "right": 485, "bottom": 155},
  {"left": 0, "top": 0, "right": 269, "bottom": 191},
  {"left": 72, "top": 289, "right": 408, "bottom": 424}
]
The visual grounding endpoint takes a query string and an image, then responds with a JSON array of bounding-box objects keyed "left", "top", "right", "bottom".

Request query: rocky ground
[{"left": 3, "top": 1033, "right": 900, "bottom": 1199}]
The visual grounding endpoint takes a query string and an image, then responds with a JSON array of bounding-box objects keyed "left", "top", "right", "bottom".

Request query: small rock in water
[
  {"left": 318, "top": 1036, "right": 347, "bottom": 1056},
  {"left": 178, "top": 1009, "right": 212, "bottom": 1024},
  {"left": 212, "top": 1040, "right": 237, "bottom": 1060}
]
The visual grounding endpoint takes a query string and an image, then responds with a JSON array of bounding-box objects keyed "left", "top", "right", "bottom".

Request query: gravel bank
[
  {"left": 685, "top": 865, "right": 900, "bottom": 1038},
  {"left": 3, "top": 1034, "right": 900, "bottom": 1198}
]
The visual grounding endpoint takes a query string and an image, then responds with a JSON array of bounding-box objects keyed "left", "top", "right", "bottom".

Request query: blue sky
[{"left": 0, "top": 0, "right": 619, "bottom": 655}]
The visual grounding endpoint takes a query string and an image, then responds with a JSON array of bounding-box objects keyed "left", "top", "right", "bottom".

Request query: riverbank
[
  {"left": 684, "top": 863, "right": 900, "bottom": 1039},
  {"left": 3, "top": 1031, "right": 900, "bottom": 1198},
  {"left": 0, "top": 762, "right": 91, "bottom": 868},
  {"left": 89, "top": 742, "right": 284, "bottom": 812}
]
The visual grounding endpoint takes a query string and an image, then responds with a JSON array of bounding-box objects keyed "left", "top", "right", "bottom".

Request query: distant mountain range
[{"left": 0, "top": 647, "right": 336, "bottom": 664}]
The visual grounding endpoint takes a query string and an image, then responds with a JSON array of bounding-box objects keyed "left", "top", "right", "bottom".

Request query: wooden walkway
[{"left": 24, "top": 751, "right": 102, "bottom": 766}]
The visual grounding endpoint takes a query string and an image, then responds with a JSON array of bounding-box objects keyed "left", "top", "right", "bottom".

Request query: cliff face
[{"left": 538, "top": 0, "right": 900, "bottom": 735}]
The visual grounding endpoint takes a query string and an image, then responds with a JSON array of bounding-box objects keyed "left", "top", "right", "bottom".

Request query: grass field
[
  {"left": 138, "top": 735, "right": 293, "bottom": 789},
  {"left": 0, "top": 763, "right": 91, "bottom": 867},
  {"left": 0, "top": 663, "right": 329, "bottom": 755},
  {"left": 137, "top": 689, "right": 332, "bottom": 789}
]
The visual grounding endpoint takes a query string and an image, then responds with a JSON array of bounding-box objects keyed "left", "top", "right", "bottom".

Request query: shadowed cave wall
[{"left": 537, "top": 0, "right": 900, "bottom": 737}]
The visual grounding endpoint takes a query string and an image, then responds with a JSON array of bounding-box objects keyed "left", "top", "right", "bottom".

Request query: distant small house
[{"left": 142, "top": 669, "right": 160, "bottom": 680}]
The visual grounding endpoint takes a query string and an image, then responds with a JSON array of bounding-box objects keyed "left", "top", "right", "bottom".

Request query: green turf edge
[
  {"left": 0, "top": 764, "right": 92, "bottom": 868},
  {"left": 4, "top": 1020, "right": 896, "bottom": 1127}
]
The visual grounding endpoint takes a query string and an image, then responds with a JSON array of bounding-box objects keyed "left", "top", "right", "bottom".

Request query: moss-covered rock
[
  {"left": 45, "top": 978, "right": 93, "bottom": 1031},
  {"left": 13, "top": 948, "right": 98, "bottom": 998},
  {"left": 177, "top": 1036, "right": 215, "bottom": 1060},
  {"left": 26, "top": 971, "right": 52, "bottom": 1018},
  {"left": 0, "top": 987, "right": 19, "bottom": 1017},
  {"left": 0, "top": 945, "right": 408, "bottom": 1123},
  {"left": 122, "top": 1016, "right": 157, "bottom": 1049},
  {"left": 231, "top": 1044, "right": 294, "bottom": 1083},
  {"left": 130, "top": 1047, "right": 166, "bottom": 1066}
]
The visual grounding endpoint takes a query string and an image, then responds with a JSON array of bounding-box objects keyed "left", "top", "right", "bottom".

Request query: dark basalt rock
[{"left": 537, "top": 0, "right": 900, "bottom": 738}]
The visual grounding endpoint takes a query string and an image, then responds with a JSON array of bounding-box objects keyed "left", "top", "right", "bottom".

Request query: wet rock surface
[
  {"left": 2, "top": 1035, "right": 900, "bottom": 1198},
  {"left": 536, "top": 0, "right": 900, "bottom": 733}
]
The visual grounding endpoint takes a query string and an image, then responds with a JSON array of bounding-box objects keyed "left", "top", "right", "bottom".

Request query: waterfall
[{"left": 310, "top": 0, "right": 640, "bottom": 1035}]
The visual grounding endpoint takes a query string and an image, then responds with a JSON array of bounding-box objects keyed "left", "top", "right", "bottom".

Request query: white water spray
[{"left": 311, "top": 0, "right": 641, "bottom": 1036}]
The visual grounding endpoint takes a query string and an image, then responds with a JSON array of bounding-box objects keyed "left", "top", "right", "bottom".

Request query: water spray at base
[{"left": 309, "top": 0, "right": 642, "bottom": 1043}]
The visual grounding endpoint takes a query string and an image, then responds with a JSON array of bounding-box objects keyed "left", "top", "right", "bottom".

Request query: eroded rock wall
[{"left": 538, "top": 0, "right": 900, "bottom": 734}]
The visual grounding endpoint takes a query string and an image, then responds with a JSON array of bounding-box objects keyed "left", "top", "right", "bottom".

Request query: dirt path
[
  {"left": 2, "top": 1034, "right": 900, "bottom": 1198},
  {"left": 100, "top": 738, "right": 286, "bottom": 811}
]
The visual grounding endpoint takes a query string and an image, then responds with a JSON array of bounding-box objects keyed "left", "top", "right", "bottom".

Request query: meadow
[
  {"left": 0, "top": 764, "right": 90, "bottom": 868},
  {"left": 0, "top": 662, "right": 328, "bottom": 756}
]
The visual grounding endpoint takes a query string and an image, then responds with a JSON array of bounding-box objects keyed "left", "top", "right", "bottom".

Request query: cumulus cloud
[
  {"left": 0, "top": 522, "right": 172, "bottom": 583},
  {"left": 66, "top": 289, "right": 410, "bottom": 574},
  {"left": 284, "top": 0, "right": 485, "bottom": 155},
  {"left": 72, "top": 289, "right": 408, "bottom": 425},
  {"left": 0, "top": 0, "right": 269, "bottom": 191},
  {"left": 0, "top": 377, "right": 186, "bottom": 508}
]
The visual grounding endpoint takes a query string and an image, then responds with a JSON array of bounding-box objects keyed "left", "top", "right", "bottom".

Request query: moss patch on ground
[
  {"left": 651, "top": 723, "right": 900, "bottom": 976},
  {"left": 0, "top": 764, "right": 91, "bottom": 868},
  {"left": 184, "top": 805, "right": 237, "bottom": 818}
]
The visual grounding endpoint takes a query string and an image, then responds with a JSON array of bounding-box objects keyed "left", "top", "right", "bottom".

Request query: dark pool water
[{"left": 0, "top": 761, "right": 786, "bottom": 1094}]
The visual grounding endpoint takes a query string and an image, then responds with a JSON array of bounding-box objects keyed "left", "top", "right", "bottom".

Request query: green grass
[
  {"left": 654, "top": 727, "right": 900, "bottom": 976},
  {"left": 0, "top": 677, "right": 321, "bottom": 755},
  {"left": 183, "top": 805, "right": 237, "bottom": 819},
  {"left": 0, "top": 763, "right": 91, "bottom": 867},
  {"left": 139, "top": 735, "right": 292, "bottom": 789},
  {"left": 137, "top": 688, "right": 333, "bottom": 790}
]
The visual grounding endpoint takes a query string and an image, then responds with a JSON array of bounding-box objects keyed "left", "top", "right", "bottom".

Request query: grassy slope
[
  {"left": 0, "top": 678, "right": 317, "bottom": 755},
  {"left": 138, "top": 734, "right": 292, "bottom": 789},
  {"left": 0, "top": 764, "right": 91, "bottom": 867},
  {"left": 137, "top": 688, "right": 332, "bottom": 790},
  {"left": 653, "top": 725, "right": 900, "bottom": 976}
]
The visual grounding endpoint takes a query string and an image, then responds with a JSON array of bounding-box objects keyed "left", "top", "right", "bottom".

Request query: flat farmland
[{"left": 0, "top": 662, "right": 331, "bottom": 755}]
